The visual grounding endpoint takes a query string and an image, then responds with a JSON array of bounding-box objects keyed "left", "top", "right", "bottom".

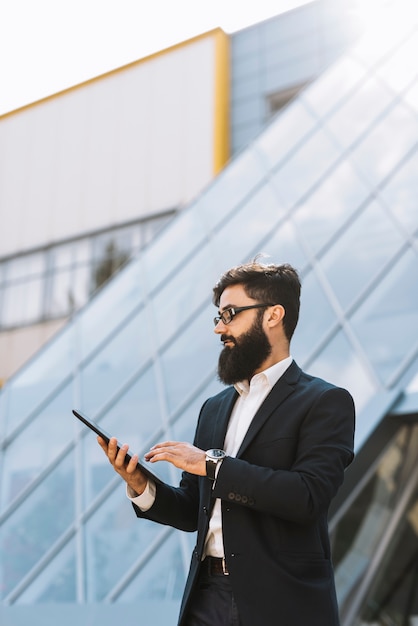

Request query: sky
[{"left": 0, "top": 0, "right": 311, "bottom": 116}]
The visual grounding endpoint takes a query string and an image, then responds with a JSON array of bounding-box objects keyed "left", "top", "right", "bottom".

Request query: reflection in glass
[
  {"left": 270, "top": 127, "right": 340, "bottom": 209},
  {"left": 375, "top": 29, "right": 418, "bottom": 93},
  {"left": 16, "top": 540, "right": 77, "bottom": 604},
  {"left": 151, "top": 244, "right": 218, "bottom": 351},
  {"left": 256, "top": 100, "right": 315, "bottom": 168},
  {"left": 212, "top": 184, "right": 286, "bottom": 270},
  {"left": 354, "top": 481, "right": 418, "bottom": 625},
  {"left": 84, "top": 490, "right": 164, "bottom": 601},
  {"left": 292, "top": 159, "right": 370, "bottom": 257},
  {"left": 160, "top": 307, "right": 219, "bottom": 415},
  {"left": 349, "top": 102, "right": 418, "bottom": 187},
  {"left": 307, "top": 329, "right": 376, "bottom": 420},
  {"left": 325, "top": 75, "right": 394, "bottom": 150},
  {"left": 321, "top": 200, "right": 404, "bottom": 310},
  {"left": 196, "top": 148, "right": 267, "bottom": 230},
  {"left": 117, "top": 531, "right": 186, "bottom": 603},
  {"left": 78, "top": 259, "right": 145, "bottom": 360},
  {"left": 333, "top": 427, "right": 412, "bottom": 616},
  {"left": 379, "top": 147, "right": 418, "bottom": 233},
  {"left": 290, "top": 270, "right": 337, "bottom": 364},
  {"left": 262, "top": 219, "right": 308, "bottom": 272},
  {"left": 351, "top": 249, "right": 418, "bottom": 385},
  {"left": 142, "top": 209, "right": 208, "bottom": 290},
  {"left": 0, "top": 453, "right": 75, "bottom": 601},
  {"left": 301, "top": 56, "right": 366, "bottom": 118},
  {"left": 80, "top": 306, "right": 153, "bottom": 415},
  {"left": 1, "top": 382, "right": 73, "bottom": 512},
  {"left": 5, "top": 330, "right": 76, "bottom": 437},
  {"left": 81, "top": 366, "right": 167, "bottom": 503}
]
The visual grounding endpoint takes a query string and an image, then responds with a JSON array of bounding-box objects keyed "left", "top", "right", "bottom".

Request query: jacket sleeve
[{"left": 212, "top": 386, "right": 355, "bottom": 524}]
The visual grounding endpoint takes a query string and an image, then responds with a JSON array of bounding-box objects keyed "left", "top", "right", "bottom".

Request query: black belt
[{"left": 204, "top": 556, "right": 229, "bottom": 575}]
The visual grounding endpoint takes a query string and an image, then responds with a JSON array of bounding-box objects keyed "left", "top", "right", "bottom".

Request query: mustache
[{"left": 221, "top": 334, "right": 236, "bottom": 346}]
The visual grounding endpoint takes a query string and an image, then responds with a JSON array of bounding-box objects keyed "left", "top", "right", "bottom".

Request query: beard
[{"left": 217, "top": 313, "right": 272, "bottom": 385}]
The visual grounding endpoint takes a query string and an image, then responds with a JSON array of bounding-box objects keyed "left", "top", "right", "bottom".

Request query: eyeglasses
[{"left": 213, "top": 303, "right": 274, "bottom": 326}]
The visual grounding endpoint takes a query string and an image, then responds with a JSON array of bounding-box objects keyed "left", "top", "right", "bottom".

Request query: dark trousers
[{"left": 184, "top": 559, "right": 242, "bottom": 626}]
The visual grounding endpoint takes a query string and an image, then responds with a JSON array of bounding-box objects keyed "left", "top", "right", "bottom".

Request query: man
[{"left": 98, "top": 261, "right": 355, "bottom": 626}]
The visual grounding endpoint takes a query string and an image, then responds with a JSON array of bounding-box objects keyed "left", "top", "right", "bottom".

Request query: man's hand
[
  {"left": 97, "top": 436, "right": 148, "bottom": 496},
  {"left": 145, "top": 441, "right": 206, "bottom": 476}
]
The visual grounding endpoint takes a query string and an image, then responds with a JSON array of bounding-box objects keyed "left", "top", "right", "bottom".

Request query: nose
[{"left": 214, "top": 319, "right": 226, "bottom": 334}]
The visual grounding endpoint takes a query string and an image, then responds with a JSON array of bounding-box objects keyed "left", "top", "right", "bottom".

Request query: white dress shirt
[{"left": 128, "top": 356, "right": 293, "bottom": 558}]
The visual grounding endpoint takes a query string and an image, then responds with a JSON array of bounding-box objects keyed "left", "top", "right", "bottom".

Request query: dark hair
[{"left": 212, "top": 260, "right": 301, "bottom": 342}]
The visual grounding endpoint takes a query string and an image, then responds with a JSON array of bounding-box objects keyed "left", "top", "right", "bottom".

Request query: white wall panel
[{"left": 0, "top": 32, "right": 224, "bottom": 256}]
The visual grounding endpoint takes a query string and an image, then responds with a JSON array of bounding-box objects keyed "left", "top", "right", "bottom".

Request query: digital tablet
[{"left": 72, "top": 408, "right": 164, "bottom": 485}]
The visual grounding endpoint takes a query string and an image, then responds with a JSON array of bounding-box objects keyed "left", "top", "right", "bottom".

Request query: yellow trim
[
  {"left": 212, "top": 30, "right": 230, "bottom": 175},
  {"left": 0, "top": 28, "right": 227, "bottom": 121}
]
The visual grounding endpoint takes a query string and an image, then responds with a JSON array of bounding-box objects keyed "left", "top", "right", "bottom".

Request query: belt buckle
[{"left": 221, "top": 558, "right": 229, "bottom": 575}]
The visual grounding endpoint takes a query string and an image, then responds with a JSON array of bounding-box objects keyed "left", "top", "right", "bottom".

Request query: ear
[{"left": 266, "top": 305, "right": 285, "bottom": 328}]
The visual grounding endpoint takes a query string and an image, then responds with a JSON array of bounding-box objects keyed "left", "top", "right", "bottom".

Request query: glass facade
[
  {"left": 0, "top": 213, "right": 173, "bottom": 330},
  {"left": 1, "top": 3, "right": 418, "bottom": 624}
]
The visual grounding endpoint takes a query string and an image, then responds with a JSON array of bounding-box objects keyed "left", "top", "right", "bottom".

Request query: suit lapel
[
  {"left": 236, "top": 360, "right": 301, "bottom": 458},
  {"left": 212, "top": 386, "right": 238, "bottom": 448}
]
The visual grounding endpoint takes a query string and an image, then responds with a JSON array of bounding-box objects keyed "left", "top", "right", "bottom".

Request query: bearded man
[{"left": 98, "top": 260, "right": 355, "bottom": 626}]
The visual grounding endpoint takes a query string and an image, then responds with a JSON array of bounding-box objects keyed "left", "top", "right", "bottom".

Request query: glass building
[{"left": 1, "top": 2, "right": 418, "bottom": 624}]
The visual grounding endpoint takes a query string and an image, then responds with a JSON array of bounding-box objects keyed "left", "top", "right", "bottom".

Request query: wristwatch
[{"left": 205, "top": 449, "right": 226, "bottom": 480}]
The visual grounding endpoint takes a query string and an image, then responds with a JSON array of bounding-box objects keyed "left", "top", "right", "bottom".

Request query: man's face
[{"left": 214, "top": 285, "right": 272, "bottom": 385}]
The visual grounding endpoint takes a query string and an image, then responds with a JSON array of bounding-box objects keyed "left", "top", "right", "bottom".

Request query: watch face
[{"left": 207, "top": 449, "right": 226, "bottom": 459}]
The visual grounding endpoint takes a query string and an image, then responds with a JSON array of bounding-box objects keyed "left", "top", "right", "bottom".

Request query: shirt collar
[{"left": 234, "top": 355, "right": 293, "bottom": 396}]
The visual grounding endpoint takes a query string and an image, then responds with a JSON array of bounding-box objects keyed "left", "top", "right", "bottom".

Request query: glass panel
[
  {"left": 81, "top": 365, "right": 171, "bottom": 503},
  {"left": 290, "top": 270, "right": 338, "bottom": 364},
  {"left": 4, "top": 331, "right": 76, "bottom": 436},
  {"left": 0, "top": 453, "right": 75, "bottom": 600},
  {"left": 1, "top": 382, "right": 73, "bottom": 512},
  {"left": 142, "top": 209, "right": 208, "bottom": 290},
  {"left": 292, "top": 159, "right": 370, "bottom": 256},
  {"left": 195, "top": 147, "right": 267, "bottom": 230},
  {"left": 353, "top": 440, "right": 418, "bottom": 625},
  {"left": 301, "top": 56, "right": 366, "bottom": 117},
  {"left": 349, "top": 102, "right": 418, "bottom": 187},
  {"left": 307, "top": 329, "right": 376, "bottom": 419},
  {"left": 351, "top": 7, "right": 414, "bottom": 68},
  {"left": 47, "top": 268, "right": 74, "bottom": 317},
  {"left": 160, "top": 307, "right": 220, "bottom": 415},
  {"left": 332, "top": 426, "right": 417, "bottom": 623},
  {"left": 256, "top": 100, "right": 316, "bottom": 168},
  {"left": 117, "top": 531, "right": 186, "bottom": 602},
  {"left": 6, "top": 253, "right": 45, "bottom": 280},
  {"left": 73, "top": 238, "right": 91, "bottom": 264},
  {"left": 261, "top": 219, "right": 308, "bottom": 272},
  {"left": 351, "top": 248, "right": 418, "bottom": 385},
  {"left": 84, "top": 490, "right": 165, "bottom": 601},
  {"left": 211, "top": 184, "right": 286, "bottom": 270},
  {"left": 403, "top": 75, "right": 418, "bottom": 113},
  {"left": 51, "top": 243, "right": 76, "bottom": 269},
  {"left": 16, "top": 540, "right": 77, "bottom": 604},
  {"left": 77, "top": 259, "right": 145, "bottom": 360},
  {"left": 321, "top": 200, "right": 404, "bottom": 310},
  {"left": 80, "top": 306, "right": 153, "bottom": 415},
  {"left": 270, "top": 127, "right": 340, "bottom": 209},
  {"left": 375, "top": 29, "right": 418, "bottom": 93},
  {"left": 325, "top": 75, "right": 394, "bottom": 150},
  {"left": 379, "top": 147, "right": 418, "bottom": 234},
  {"left": 151, "top": 244, "right": 218, "bottom": 350},
  {"left": 71, "top": 265, "right": 90, "bottom": 310}
]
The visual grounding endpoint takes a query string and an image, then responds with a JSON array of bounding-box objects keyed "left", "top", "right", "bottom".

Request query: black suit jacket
[{"left": 133, "top": 361, "right": 355, "bottom": 626}]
